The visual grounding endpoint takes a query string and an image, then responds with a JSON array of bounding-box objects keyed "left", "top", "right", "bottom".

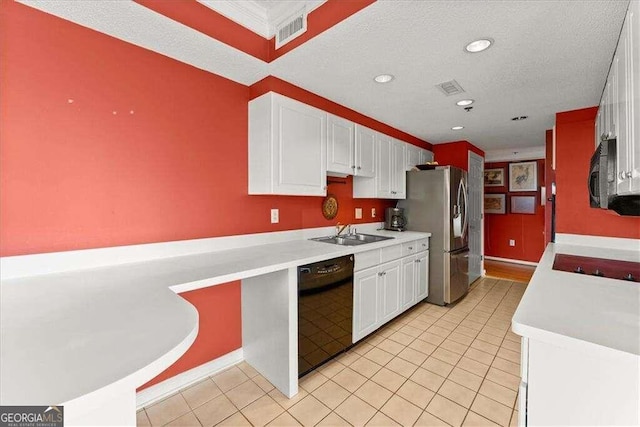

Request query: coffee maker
[{"left": 384, "top": 207, "right": 406, "bottom": 231}]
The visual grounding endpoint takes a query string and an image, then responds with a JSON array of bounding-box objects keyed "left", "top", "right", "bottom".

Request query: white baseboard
[
  {"left": 136, "top": 348, "right": 243, "bottom": 409},
  {"left": 485, "top": 256, "right": 538, "bottom": 267}
]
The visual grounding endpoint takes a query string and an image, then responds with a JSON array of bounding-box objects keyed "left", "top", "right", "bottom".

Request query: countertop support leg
[{"left": 242, "top": 268, "right": 298, "bottom": 398}]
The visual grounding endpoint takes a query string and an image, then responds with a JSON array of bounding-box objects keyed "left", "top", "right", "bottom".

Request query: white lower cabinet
[
  {"left": 377, "top": 260, "right": 402, "bottom": 324},
  {"left": 519, "top": 337, "right": 639, "bottom": 426},
  {"left": 353, "top": 242, "right": 429, "bottom": 343},
  {"left": 401, "top": 251, "right": 429, "bottom": 311}
]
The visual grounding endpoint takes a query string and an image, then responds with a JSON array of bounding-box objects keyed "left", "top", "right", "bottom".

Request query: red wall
[
  {"left": 432, "top": 140, "right": 485, "bottom": 171},
  {"left": 555, "top": 108, "right": 640, "bottom": 239},
  {"left": 0, "top": 2, "right": 416, "bottom": 389},
  {"left": 484, "top": 160, "right": 546, "bottom": 263}
]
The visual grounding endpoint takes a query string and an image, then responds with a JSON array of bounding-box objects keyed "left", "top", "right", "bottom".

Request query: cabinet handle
[
  {"left": 357, "top": 166, "right": 362, "bottom": 170},
  {"left": 422, "top": 243, "right": 427, "bottom": 247},
  {"left": 626, "top": 171, "right": 632, "bottom": 178},
  {"left": 408, "top": 246, "right": 413, "bottom": 250},
  {"left": 619, "top": 171, "right": 627, "bottom": 180},
  {"left": 415, "top": 259, "right": 421, "bottom": 263},
  {"left": 351, "top": 165, "right": 356, "bottom": 169}
]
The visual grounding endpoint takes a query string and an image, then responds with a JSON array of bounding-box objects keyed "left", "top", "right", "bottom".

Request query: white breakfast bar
[{"left": 0, "top": 224, "right": 430, "bottom": 426}]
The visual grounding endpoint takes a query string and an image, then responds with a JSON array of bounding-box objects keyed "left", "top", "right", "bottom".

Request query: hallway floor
[{"left": 138, "top": 277, "right": 527, "bottom": 426}]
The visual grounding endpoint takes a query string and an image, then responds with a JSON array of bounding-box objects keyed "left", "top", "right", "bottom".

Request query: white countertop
[
  {"left": 512, "top": 241, "right": 640, "bottom": 359},
  {"left": 0, "top": 228, "right": 430, "bottom": 406}
]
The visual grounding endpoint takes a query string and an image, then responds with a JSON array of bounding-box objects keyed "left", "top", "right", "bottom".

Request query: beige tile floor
[{"left": 138, "top": 277, "right": 526, "bottom": 426}]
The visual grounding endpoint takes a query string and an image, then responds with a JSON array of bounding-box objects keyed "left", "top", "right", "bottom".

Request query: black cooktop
[{"left": 552, "top": 254, "right": 639, "bottom": 282}]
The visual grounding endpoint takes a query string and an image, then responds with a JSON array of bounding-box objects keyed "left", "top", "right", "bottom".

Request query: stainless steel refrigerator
[{"left": 397, "top": 166, "right": 469, "bottom": 306}]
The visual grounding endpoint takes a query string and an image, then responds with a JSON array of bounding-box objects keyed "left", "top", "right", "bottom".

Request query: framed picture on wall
[
  {"left": 511, "top": 195, "right": 536, "bottom": 214},
  {"left": 484, "top": 168, "right": 505, "bottom": 187},
  {"left": 509, "top": 161, "right": 537, "bottom": 191},
  {"left": 484, "top": 194, "right": 506, "bottom": 214}
]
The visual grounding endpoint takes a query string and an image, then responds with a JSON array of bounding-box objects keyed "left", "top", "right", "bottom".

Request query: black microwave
[{"left": 589, "top": 138, "right": 640, "bottom": 216}]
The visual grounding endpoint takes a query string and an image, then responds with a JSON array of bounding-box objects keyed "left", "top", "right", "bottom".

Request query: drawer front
[
  {"left": 380, "top": 244, "right": 403, "bottom": 263},
  {"left": 415, "top": 238, "right": 429, "bottom": 252},
  {"left": 355, "top": 249, "right": 381, "bottom": 271},
  {"left": 402, "top": 241, "right": 418, "bottom": 256}
]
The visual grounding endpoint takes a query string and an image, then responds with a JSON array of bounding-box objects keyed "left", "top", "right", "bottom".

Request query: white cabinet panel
[
  {"left": 249, "top": 92, "right": 327, "bottom": 196},
  {"left": 327, "top": 114, "right": 355, "bottom": 175},
  {"left": 415, "top": 250, "right": 429, "bottom": 301},
  {"left": 627, "top": 0, "right": 640, "bottom": 193},
  {"left": 355, "top": 125, "right": 376, "bottom": 178},
  {"left": 406, "top": 144, "right": 421, "bottom": 171},
  {"left": 376, "top": 133, "right": 394, "bottom": 198},
  {"left": 391, "top": 139, "right": 406, "bottom": 199},
  {"left": 401, "top": 255, "right": 416, "bottom": 310},
  {"left": 353, "top": 266, "right": 379, "bottom": 342},
  {"left": 420, "top": 149, "right": 434, "bottom": 164},
  {"left": 378, "top": 260, "right": 401, "bottom": 324}
]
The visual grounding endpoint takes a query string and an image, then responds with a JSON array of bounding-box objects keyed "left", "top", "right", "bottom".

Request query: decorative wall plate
[{"left": 322, "top": 194, "right": 338, "bottom": 219}]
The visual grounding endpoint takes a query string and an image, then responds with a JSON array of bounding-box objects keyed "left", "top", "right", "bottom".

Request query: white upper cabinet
[
  {"left": 249, "top": 92, "right": 327, "bottom": 196},
  {"left": 406, "top": 144, "right": 421, "bottom": 171},
  {"left": 327, "top": 114, "right": 355, "bottom": 175},
  {"left": 355, "top": 125, "right": 376, "bottom": 177},
  {"left": 597, "top": 0, "right": 639, "bottom": 195},
  {"left": 376, "top": 133, "right": 394, "bottom": 198},
  {"left": 420, "top": 149, "right": 434, "bottom": 164},
  {"left": 391, "top": 139, "right": 406, "bottom": 199}
]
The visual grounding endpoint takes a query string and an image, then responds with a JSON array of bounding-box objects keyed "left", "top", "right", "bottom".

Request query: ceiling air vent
[
  {"left": 275, "top": 8, "right": 307, "bottom": 49},
  {"left": 436, "top": 80, "right": 465, "bottom": 96}
]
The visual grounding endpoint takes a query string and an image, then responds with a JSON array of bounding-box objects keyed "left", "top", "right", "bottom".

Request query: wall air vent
[
  {"left": 275, "top": 8, "right": 307, "bottom": 49},
  {"left": 436, "top": 80, "right": 465, "bottom": 96}
]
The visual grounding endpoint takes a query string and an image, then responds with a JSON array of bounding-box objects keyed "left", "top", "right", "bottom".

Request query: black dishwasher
[{"left": 298, "top": 254, "right": 354, "bottom": 377}]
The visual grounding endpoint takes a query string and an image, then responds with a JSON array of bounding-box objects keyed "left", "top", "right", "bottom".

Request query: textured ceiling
[
  {"left": 268, "top": 0, "right": 629, "bottom": 151},
  {"left": 18, "top": 0, "right": 630, "bottom": 153}
]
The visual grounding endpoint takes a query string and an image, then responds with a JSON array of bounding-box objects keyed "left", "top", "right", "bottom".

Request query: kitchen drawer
[
  {"left": 415, "top": 238, "right": 429, "bottom": 252},
  {"left": 355, "top": 249, "right": 381, "bottom": 271},
  {"left": 380, "top": 244, "right": 403, "bottom": 263},
  {"left": 402, "top": 241, "right": 418, "bottom": 256}
]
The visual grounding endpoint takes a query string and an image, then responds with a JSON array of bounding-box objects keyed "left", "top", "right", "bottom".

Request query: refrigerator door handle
[{"left": 460, "top": 179, "right": 469, "bottom": 240}]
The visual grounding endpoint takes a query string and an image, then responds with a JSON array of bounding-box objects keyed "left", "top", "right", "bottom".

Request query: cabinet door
[
  {"left": 353, "top": 267, "right": 379, "bottom": 342},
  {"left": 273, "top": 95, "right": 327, "bottom": 195},
  {"left": 401, "top": 255, "right": 416, "bottom": 310},
  {"left": 376, "top": 134, "right": 394, "bottom": 198},
  {"left": 415, "top": 251, "right": 429, "bottom": 301},
  {"left": 406, "top": 144, "right": 421, "bottom": 171},
  {"left": 355, "top": 125, "right": 376, "bottom": 177},
  {"left": 378, "top": 260, "right": 401, "bottom": 324},
  {"left": 628, "top": 1, "right": 640, "bottom": 193},
  {"left": 420, "top": 149, "right": 434, "bottom": 164},
  {"left": 327, "top": 114, "right": 355, "bottom": 175},
  {"left": 391, "top": 139, "right": 406, "bottom": 199}
]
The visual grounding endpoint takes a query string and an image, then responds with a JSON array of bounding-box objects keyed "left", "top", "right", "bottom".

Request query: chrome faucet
[{"left": 335, "top": 223, "right": 351, "bottom": 237}]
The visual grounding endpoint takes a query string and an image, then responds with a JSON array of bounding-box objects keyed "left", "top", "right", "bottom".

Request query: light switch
[
  {"left": 509, "top": 239, "right": 516, "bottom": 246},
  {"left": 271, "top": 209, "right": 279, "bottom": 224},
  {"left": 371, "top": 208, "right": 376, "bottom": 218},
  {"left": 355, "top": 208, "right": 363, "bottom": 219}
]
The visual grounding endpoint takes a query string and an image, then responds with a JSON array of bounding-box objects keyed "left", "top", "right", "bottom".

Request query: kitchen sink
[{"left": 310, "top": 233, "right": 394, "bottom": 246}]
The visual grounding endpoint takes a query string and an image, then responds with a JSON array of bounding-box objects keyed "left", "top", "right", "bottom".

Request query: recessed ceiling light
[
  {"left": 456, "top": 99, "right": 474, "bottom": 106},
  {"left": 465, "top": 38, "right": 493, "bottom": 53},
  {"left": 374, "top": 74, "right": 394, "bottom": 83},
  {"left": 511, "top": 116, "right": 529, "bottom": 121},
  {"left": 451, "top": 126, "right": 464, "bottom": 130}
]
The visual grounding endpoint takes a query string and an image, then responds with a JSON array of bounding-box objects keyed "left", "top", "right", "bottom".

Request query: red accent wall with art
[
  {"left": 0, "top": 2, "right": 420, "bottom": 389},
  {"left": 484, "top": 160, "right": 546, "bottom": 263},
  {"left": 432, "top": 140, "right": 485, "bottom": 171},
  {"left": 554, "top": 108, "right": 640, "bottom": 239}
]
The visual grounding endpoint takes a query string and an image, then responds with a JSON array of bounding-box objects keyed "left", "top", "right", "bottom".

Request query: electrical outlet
[
  {"left": 371, "top": 208, "right": 376, "bottom": 218},
  {"left": 509, "top": 239, "right": 516, "bottom": 247},
  {"left": 270, "top": 209, "right": 279, "bottom": 224},
  {"left": 355, "top": 208, "right": 363, "bottom": 219}
]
